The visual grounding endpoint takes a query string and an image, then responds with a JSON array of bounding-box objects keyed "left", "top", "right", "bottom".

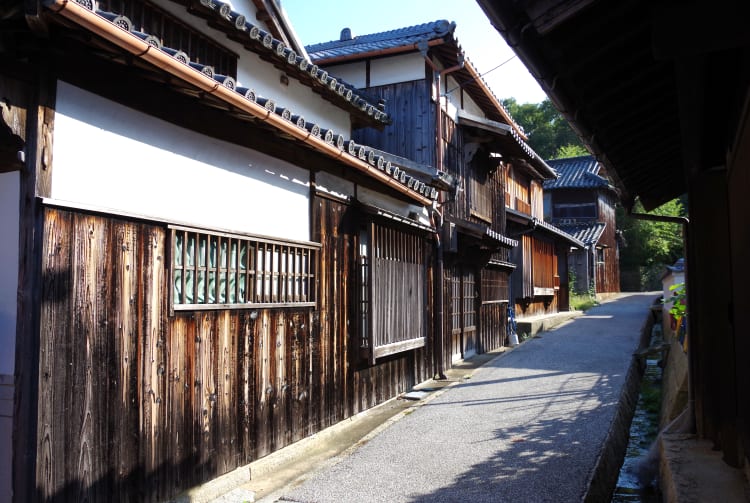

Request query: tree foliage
[
  {"left": 617, "top": 197, "right": 687, "bottom": 290},
  {"left": 502, "top": 97, "right": 586, "bottom": 159},
  {"left": 501, "top": 99, "right": 687, "bottom": 291}
]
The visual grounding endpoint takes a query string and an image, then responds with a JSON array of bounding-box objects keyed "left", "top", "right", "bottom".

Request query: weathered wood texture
[
  {"left": 12, "top": 65, "right": 55, "bottom": 503},
  {"left": 510, "top": 233, "right": 563, "bottom": 318},
  {"left": 505, "top": 165, "right": 531, "bottom": 215},
  {"left": 728, "top": 117, "right": 750, "bottom": 466},
  {"left": 370, "top": 223, "right": 427, "bottom": 351},
  {"left": 352, "top": 80, "right": 434, "bottom": 167},
  {"left": 478, "top": 267, "right": 509, "bottom": 351},
  {"left": 446, "top": 265, "right": 476, "bottom": 361},
  {"left": 35, "top": 202, "right": 433, "bottom": 501},
  {"left": 686, "top": 171, "right": 737, "bottom": 463},
  {"left": 596, "top": 193, "right": 620, "bottom": 293}
]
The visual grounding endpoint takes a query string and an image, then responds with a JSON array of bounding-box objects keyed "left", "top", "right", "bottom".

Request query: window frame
[
  {"left": 169, "top": 225, "right": 319, "bottom": 311},
  {"left": 357, "top": 219, "right": 429, "bottom": 364}
]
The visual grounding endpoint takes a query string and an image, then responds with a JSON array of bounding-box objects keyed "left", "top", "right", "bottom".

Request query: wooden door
[
  {"left": 449, "top": 266, "right": 477, "bottom": 362},
  {"left": 462, "top": 270, "right": 477, "bottom": 359}
]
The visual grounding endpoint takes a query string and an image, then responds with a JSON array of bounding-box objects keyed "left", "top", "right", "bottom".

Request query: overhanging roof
[
  {"left": 306, "top": 19, "right": 528, "bottom": 140},
  {"left": 506, "top": 208, "right": 585, "bottom": 248},
  {"left": 29, "top": 0, "right": 435, "bottom": 205},
  {"left": 457, "top": 110, "right": 556, "bottom": 179},
  {"left": 476, "top": 0, "right": 750, "bottom": 210}
]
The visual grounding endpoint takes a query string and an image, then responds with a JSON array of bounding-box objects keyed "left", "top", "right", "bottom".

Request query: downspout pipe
[
  {"left": 430, "top": 207, "right": 447, "bottom": 380},
  {"left": 42, "top": 0, "right": 432, "bottom": 206}
]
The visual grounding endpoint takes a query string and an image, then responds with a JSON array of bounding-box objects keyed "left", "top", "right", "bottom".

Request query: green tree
[
  {"left": 617, "top": 197, "right": 687, "bottom": 290},
  {"left": 554, "top": 144, "right": 589, "bottom": 159},
  {"left": 502, "top": 98, "right": 586, "bottom": 159}
]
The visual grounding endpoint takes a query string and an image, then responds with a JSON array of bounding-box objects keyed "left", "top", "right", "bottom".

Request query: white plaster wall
[
  {"left": 357, "top": 186, "right": 431, "bottom": 226},
  {"left": 444, "top": 74, "right": 484, "bottom": 120},
  {"left": 370, "top": 53, "right": 426, "bottom": 87},
  {"left": 0, "top": 172, "right": 18, "bottom": 376},
  {"left": 318, "top": 62, "right": 367, "bottom": 89},
  {"left": 52, "top": 82, "right": 310, "bottom": 241},
  {"left": 315, "top": 171, "right": 354, "bottom": 200},
  {"left": 150, "top": 0, "right": 351, "bottom": 134},
  {"left": 315, "top": 172, "right": 430, "bottom": 226}
]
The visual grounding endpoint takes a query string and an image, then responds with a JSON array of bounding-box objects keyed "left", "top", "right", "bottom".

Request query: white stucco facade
[
  {"left": 52, "top": 82, "right": 311, "bottom": 241},
  {"left": 323, "top": 53, "right": 427, "bottom": 90},
  {"left": 150, "top": 0, "right": 351, "bottom": 135},
  {"left": 315, "top": 171, "right": 430, "bottom": 226}
]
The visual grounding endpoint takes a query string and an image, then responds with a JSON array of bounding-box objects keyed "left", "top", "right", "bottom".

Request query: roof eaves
[
  {"left": 532, "top": 218, "right": 586, "bottom": 248},
  {"left": 43, "top": 0, "right": 437, "bottom": 205},
  {"left": 177, "top": 0, "right": 393, "bottom": 127}
]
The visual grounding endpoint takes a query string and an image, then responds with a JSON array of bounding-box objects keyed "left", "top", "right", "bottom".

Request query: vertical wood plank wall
[
  {"left": 35, "top": 203, "right": 433, "bottom": 501},
  {"left": 596, "top": 193, "right": 621, "bottom": 293}
]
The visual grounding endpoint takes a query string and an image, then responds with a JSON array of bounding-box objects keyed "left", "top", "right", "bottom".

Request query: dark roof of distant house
[
  {"left": 306, "top": 20, "right": 457, "bottom": 61},
  {"left": 544, "top": 156, "right": 612, "bottom": 190},
  {"left": 554, "top": 221, "right": 606, "bottom": 246},
  {"left": 667, "top": 258, "right": 686, "bottom": 273}
]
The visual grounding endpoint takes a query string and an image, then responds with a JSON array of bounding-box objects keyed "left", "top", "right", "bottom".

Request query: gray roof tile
[
  {"left": 553, "top": 221, "right": 606, "bottom": 246},
  {"left": 544, "top": 155, "right": 611, "bottom": 190},
  {"left": 306, "top": 20, "right": 456, "bottom": 61}
]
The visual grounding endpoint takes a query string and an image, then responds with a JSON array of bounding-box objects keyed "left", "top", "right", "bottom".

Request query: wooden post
[{"left": 13, "top": 59, "right": 56, "bottom": 502}]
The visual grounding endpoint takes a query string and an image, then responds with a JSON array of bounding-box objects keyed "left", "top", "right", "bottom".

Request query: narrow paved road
[{"left": 267, "top": 293, "right": 656, "bottom": 503}]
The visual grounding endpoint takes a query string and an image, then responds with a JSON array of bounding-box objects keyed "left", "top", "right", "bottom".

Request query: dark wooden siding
[
  {"left": 312, "top": 196, "right": 434, "bottom": 418},
  {"left": 352, "top": 80, "right": 434, "bottom": 166},
  {"left": 478, "top": 267, "right": 510, "bottom": 351},
  {"left": 596, "top": 193, "right": 620, "bottom": 293},
  {"left": 35, "top": 203, "right": 433, "bottom": 501}
]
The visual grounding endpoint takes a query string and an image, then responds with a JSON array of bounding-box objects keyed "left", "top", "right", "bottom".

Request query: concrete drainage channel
[
  {"left": 611, "top": 357, "right": 663, "bottom": 502},
  {"left": 583, "top": 309, "right": 657, "bottom": 503}
]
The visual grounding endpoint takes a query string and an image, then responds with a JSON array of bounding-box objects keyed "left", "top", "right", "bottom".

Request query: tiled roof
[
  {"left": 544, "top": 156, "right": 611, "bottom": 190},
  {"left": 92, "top": 0, "right": 392, "bottom": 126},
  {"left": 44, "top": 0, "right": 437, "bottom": 202},
  {"left": 532, "top": 218, "right": 586, "bottom": 248},
  {"left": 553, "top": 221, "right": 606, "bottom": 246},
  {"left": 304, "top": 20, "right": 528, "bottom": 141},
  {"left": 306, "top": 20, "right": 456, "bottom": 61}
]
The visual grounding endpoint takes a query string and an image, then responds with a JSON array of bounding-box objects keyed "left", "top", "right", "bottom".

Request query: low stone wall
[{"left": 660, "top": 339, "right": 689, "bottom": 427}]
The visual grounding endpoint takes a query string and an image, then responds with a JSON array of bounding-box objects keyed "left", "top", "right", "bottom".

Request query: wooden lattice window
[
  {"left": 481, "top": 268, "right": 509, "bottom": 304},
  {"left": 170, "top": 226, "right": 318, "bottom": 310},
  {"left": 469, "top": 169, "right": 492, "bottom": 223},
  {"left": 98, "top": 0, "right": 238, "bottom": 77},
  {"left": 462, "top": 271, "right": 476, "bottom": 330},
  {"left": 358, "top": 221, "right": 427, "bottom": 364}
]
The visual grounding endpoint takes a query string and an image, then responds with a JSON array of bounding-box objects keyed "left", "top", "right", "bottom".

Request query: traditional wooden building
[
  {"left": 0, "top": 1, "right": 448, "bottom": 500},
  {"left": 479, "top": 0, "right": 750, "bottom": 489},
  {"left": 504, "top": 155, "right": 584, "bottom": 318},
  {"left": 305, "top": 20, "right": 579, "bottom": 365},
  {"left": 544, "top": 155, "right": 621, "bottom": 297}
]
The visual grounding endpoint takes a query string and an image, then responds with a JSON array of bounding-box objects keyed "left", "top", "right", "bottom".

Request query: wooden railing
[{"left": 515, "top": 197, "right": 532, "bottom": 215}]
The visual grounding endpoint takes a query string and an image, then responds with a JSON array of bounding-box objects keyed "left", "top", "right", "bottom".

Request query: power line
[{"left": 445, "top": 54, "right": 517, "bottom": 96}]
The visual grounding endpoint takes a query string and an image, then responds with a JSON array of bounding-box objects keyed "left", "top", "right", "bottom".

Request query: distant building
[
  {"left": 544, "top": 156, "right": 621, "bottom": 298},
  {"left": 307, "top": 19, "right": 582, "bottom": 359}
]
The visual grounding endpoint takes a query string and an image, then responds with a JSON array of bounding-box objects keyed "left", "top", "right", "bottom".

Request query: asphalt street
[{"left": 262, "top": 293, "right": 656, "bottom": 503}]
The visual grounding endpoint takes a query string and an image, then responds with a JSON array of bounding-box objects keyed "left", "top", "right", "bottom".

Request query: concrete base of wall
[
  {"left": 516, "top": 310, "right": 583, "bottom": 338},
  {"left": 659, "top": 433, "right": 749, "bottom": 502},
  {"left": 659, "top": 339, "right": 689, "bottom": 427}
]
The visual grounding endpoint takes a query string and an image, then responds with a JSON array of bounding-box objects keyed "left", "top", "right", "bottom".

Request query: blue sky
[{"left": 279, "top": 0, "right": 547, "bottom": 104}]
